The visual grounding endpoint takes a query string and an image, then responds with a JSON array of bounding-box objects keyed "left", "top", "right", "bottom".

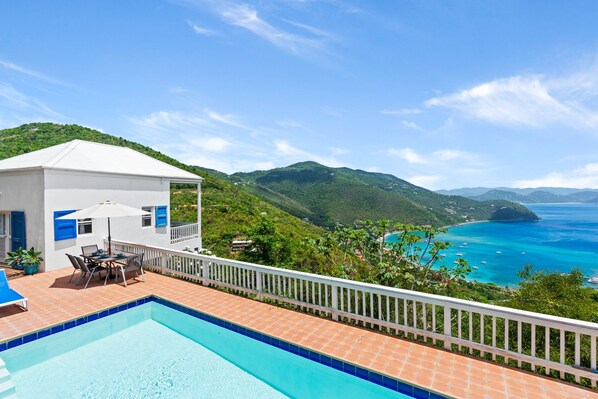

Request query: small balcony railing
[{"left": 170, "top": 222, "right": 199, "bottom": 244}]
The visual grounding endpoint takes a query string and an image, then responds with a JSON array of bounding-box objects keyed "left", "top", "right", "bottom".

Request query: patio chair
[
  {"left": 66, "top": 253, "right": 83, "bottom": 284},
  {"left": 0, "top": 269, "right": 28, "bottom": 311},
  {"left": 81, "top": 245, "right": 101, "bottom": 264},
  {"left": 115, "top": 253, "right": 145, "bottom": 287},
  {"left": 75, "top": 255, "right": 109, "bottom": 289}
]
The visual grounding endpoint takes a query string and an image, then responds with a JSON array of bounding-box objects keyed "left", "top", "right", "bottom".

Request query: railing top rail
[{"left": 109, "top": 238, "right": 598, "bottom": 332}]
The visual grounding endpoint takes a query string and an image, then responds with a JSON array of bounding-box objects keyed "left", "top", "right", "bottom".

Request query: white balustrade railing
[
  {"left": 108, "top": 239, "right": 598, "bottom": 387},
  {"left": 170, "top": 223, "right": 199, "bottom": 244}
]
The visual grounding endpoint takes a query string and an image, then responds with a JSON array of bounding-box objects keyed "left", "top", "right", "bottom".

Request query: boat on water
[
  {"left": 588, "top": 276, "right": 598, "bottom": 284},
  {"left": 456, "top": 253, "right": 463, "bottom": 256},
  {"left": 481, "top": 261, "right": 487, "bottom": 264},
  {"left": 472, "top": 266, "right": 479, "bottom": 270},
  {"left": 521, "top": 252, "right": 526, "bottom": 255},
  {"left": 496, "top": 251, "right": 502, "bottom": 254}
]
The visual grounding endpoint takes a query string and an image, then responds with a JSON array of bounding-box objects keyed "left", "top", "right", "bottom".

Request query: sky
[{"left": 2, "top": 1, "right": 598, "bottom": 190}]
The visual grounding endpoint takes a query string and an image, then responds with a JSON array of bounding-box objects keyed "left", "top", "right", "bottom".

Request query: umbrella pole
[{"left": 108, "top": 217, "right": 112, "bottom": 255}]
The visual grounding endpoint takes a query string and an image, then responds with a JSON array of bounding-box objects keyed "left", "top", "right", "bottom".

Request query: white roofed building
[{"left": 0, "top": 140, "right": 203, "bottom": 271}]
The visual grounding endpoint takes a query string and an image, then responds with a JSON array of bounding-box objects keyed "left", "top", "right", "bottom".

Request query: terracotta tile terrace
[{"left": 1, "top": 268, "right": 596, "bottom": 399}]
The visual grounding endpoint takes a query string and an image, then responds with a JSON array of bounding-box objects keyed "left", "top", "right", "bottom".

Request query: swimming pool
[{"left": 1, "top": 297, "right": 446, "bottom": 398}]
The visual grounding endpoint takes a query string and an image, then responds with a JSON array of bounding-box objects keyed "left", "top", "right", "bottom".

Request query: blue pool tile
[
  {"left": 308, "top": 351, "right": 320, "bottom": 362},
  {"left": 7, "top": 337, "right": 22, "bottom": 349},
  {"left": 397, "top": 381, "right": 414, "bottom": 396},
  {"left": 343, "top": 363, "right": 356, "bottom": 376},
  {"left": 413, "top": 386, "right": 430, "bottom": 399},
  {"left": 23, "top": 333, "right": 37, "bottom": 343},
  {"left": 319, "top": 354, "right": 332, "bottom": 366},
  {"left": 38, "top": 328, "right": 52, "bottom": 338},
  {"left": 88, "top": 313, "right": 99, "bottom": 321},
  {"left": 383, "top": 376, "right": 398, "bottom": 391},
  {"left": 279, "top": 341, "right": 290, "bottom": 352},
  {"left": 108, "top": 307, "right": 118, "bottom": 315},
  {"left": 330, "top": 358, "right": 344, "bottom": 371},
  {"left": 99, "top": 310, "right": 109, "bottom": 318},
  {"left": 369, "top": 372, "right": 383, "bottom": 386},
  {"left": 64, "top": 320, "right": 76, "bottom": 330},
  {"left": 289, "top": 344, "right": 299, "bottom": 355},
  {"left": 270, "top": 338, "right": 281, "bottom": 348},
  {"left": 0, "top": 342, "right": 6, "bottom": 352},
  {"left": 429, "top": 392, "right": 448, "bottom": 399},
  {"left": 51, "top": 324, "right": 64, "bottom": 334},
  {"left": 118, "top": 305, "right": 128, "bottom": 312},
  {"left": 76, "top": 317, "right": 87, "bottom": 326},
  {"left": 298, "top": 347, "right": 310, "bottom": 359},
  {"left": 355, "top": 366, "right": 369, "bottom": 380}
]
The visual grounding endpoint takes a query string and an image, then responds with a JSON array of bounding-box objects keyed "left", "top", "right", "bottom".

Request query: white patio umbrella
[{"left": 57, "top": 200, "right": 151, "bottom": 254}]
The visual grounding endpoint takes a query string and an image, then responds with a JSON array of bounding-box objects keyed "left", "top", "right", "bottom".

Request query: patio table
[{"left": 82, "top": 254, "right": 131, "bottom": 280}]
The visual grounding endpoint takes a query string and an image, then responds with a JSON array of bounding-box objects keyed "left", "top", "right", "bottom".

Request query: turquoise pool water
[{"left": 2, "top": 303, "right": 413, "bottom": 398}]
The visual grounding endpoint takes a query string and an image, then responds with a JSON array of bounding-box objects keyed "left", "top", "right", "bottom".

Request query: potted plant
[
  {"left": 22, "top": 247, "right": 43, "bottom": 275},
  {"left": 6, "top": 247, "right": 25, "bottom": 270}
]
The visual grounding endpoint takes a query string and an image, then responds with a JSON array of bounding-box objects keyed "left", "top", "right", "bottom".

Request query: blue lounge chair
[{"left": 0, "top": 269, "right": 28, "bottom": 311}]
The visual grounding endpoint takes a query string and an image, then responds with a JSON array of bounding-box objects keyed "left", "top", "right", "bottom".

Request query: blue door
[{"left": 10, "top": 211, "right": 26, "bottom": 251}]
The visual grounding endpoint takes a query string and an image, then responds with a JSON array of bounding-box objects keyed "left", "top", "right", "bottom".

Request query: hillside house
[{"left": 0, "top": 140, "right": 202, "bottom": 271}]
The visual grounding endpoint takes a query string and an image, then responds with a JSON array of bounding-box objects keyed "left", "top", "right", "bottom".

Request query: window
[
  {"left": 0, "top": 214, "right": 5, "bottom": 236},
  {"left": 78, "top": 218, "right": 92, "bottom": 235},
  {"left": 142, "top": 207, "right": 152, "bottom": 227}
]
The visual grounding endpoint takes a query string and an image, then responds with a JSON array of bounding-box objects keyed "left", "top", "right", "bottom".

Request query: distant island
[{"left": 437, "top": 187, "right": 598, "bottom": 204}]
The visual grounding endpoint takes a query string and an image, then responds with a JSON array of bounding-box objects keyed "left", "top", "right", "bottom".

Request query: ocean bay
[{"left": 432, "top": 203, "right": 598, "bottom": 286}]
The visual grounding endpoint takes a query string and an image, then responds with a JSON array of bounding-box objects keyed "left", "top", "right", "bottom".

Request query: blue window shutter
[
  {"left": 54, "top": 210, "right": 77, "bottom": 241},
  {"left": 155, "top": 206, "right": 167, "bottom": 227}
]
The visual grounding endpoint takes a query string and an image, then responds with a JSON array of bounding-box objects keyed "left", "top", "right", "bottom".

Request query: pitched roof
[{"left": 0, "top": 140, "right": 202, "bottom": 182}]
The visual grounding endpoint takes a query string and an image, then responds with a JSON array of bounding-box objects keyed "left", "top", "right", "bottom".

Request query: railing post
[
  {"left": 256, "top": 270, "right": 263, "bottom": 300},
  {"left": 201, "top": 259, "right": 209, "bottom": 285},
  {"left": 444, "top": 306, "right": 452, "bottom": 350},
  {"left": 161, "top": 253, "right": 167, "bottom": 275},
  {"left": 331, "top": 284, "right": 339, "bottom": 321}
]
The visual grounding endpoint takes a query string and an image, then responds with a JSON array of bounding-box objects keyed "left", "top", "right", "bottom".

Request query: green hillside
[
  {"left": 231, "top": 161, "right": 539, "bottom": 227},
  {"left": 0, "top": 123, "right": 326, "bottom": 259}
]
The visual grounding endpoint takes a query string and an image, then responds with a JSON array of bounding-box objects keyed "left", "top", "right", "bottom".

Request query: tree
[
  {"left": 306, "top": 220, "right": 470, "bottom": 293},
  {"left": 239, "top": 216, "right": 294, "bottom": 267},
  {"left": 505, "top": 264, "right": 598, "bottom": 322}
]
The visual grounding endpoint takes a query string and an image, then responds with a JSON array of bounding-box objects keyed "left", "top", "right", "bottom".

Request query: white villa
[{"left": 0, "top": 140, "right": 202, "bottom": 271}]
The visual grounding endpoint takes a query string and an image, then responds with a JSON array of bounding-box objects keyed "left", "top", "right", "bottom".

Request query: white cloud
[
  {"left": 129, "top": 108, "right": 345, "bottom": 173},
  {"left": 203, "top": 107, "right": 247, "bottom": 129},
  {"left": 425, "top": 64, "right": 598, "bottom": 129},
  {"left": 276, "top": 119, "right": 304, "bottom": 128},
  {"left": 0, "top": 82, "right": 64, "bottom": 128},
  {"left": 274, "top": 139, "right": 344, "bottom": 166},
  {"left": 388, "top": 147, "right": 427, "bottom": 164},
  {"left": 433, "top": 149, "right": 476, "bottom": 161},
  {"left": 188, "top": 21, "right": 217, "bottom": 36},
  {"left": 380, "top": 108, "right": 422, "bottom": 115},
  {"left": 330, "top": 147, "right": 348, "bottom": 155},
  {"left": 218, "top": 3, "right": 329, "bottom": 57},
  {"left": 408, "top": 175, "right": 443, "bottom": 189},
  {"left": 401, "top": 120, "right": 421, "bottom": 130},
  {"left": 170, "top": 86, "right": 188, "bottom": 94},
  {"left": 0, "top": 59, "right": 66, "bottom": 86},
  {"left": 513, "top": 162, "right": 598, "bottom": 188},
  {"left": 189, "top": 136, "right": 232, "bottom": 152}
]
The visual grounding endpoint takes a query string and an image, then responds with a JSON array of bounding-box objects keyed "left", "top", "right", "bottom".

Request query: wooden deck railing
[{"left": 109, "top": 239, "right": 598, "bottom": 387}]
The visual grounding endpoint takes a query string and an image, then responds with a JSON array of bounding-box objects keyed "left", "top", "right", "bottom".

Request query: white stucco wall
[
  {"left": 42, "top": 169, "right": 176, "bottom": 271},
  {"left": 0, "top": 169, "right": 45, "bottom": 260}
]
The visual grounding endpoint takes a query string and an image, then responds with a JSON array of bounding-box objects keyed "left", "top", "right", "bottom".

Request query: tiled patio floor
[{"left": 1, "top": 268, "right": 596, "bottom": 399}]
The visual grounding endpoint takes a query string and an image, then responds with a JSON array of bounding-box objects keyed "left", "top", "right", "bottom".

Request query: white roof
[{"left": 0, "top": 140, "right": 202, "bottom": 183}]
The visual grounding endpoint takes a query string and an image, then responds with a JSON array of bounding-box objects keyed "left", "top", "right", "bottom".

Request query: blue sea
[{"left": 395, "top": 203, "right": 598, "bottom": 286}]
